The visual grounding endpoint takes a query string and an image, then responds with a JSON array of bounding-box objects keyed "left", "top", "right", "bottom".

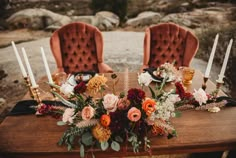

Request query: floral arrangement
[{"left": 37, "top": 66, "right": 227, "bottom": 157}]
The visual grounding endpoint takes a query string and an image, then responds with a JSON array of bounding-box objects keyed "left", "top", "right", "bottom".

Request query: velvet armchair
[
  {"left": 50, "top": 22, "right": 113, "bottom": 74},
  {"left": 141, "top": 23, "right": 199, "bottom": 71}
]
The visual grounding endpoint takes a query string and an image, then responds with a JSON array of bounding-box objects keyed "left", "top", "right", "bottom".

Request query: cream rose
[
  {"left": 193, "top": 88, "right": 208, "bottom": 106},
  {"left": 103, "top": 94, "right": 119, "bottom": 112},
  {"left": 138, "top": 72, "right": 153, "bottom": 86},
  {"left": 62, "top": 108, "right": 75, "bottom": 124},
  {"left": 60, "top": 83, "right": 75, "bottom": 97}
]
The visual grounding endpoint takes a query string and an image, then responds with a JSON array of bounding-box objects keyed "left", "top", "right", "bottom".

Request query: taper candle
[
  {"left": 40, "top": 47, "right": 53, "bottom": 84},
  {"left": 11, "top": 41, "right": 27, "bottom": 77},
  {"left": 22, "top": 47, "right": 37, "bottom": 88},
  {"left": 217, "top": 39, "right": 233, "bottom": 83},
  {"left": 204, "top": 34, "right": 219, "bottom": 78}
]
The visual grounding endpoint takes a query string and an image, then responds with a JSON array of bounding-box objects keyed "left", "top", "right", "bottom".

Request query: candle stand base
[{"left": 214, "top": 80, "right": 224, "bottom": 98}]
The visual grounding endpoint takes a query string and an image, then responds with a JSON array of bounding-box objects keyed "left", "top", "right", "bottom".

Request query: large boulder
[
  {"left": 6, "top": 8, "right": 71, "bottom": 30},
  {"left": 95, "top": 11, "right": 120, "bottom": 31},
  {"left": 126, "top": 11, "right": 163, "bottom": 27}
]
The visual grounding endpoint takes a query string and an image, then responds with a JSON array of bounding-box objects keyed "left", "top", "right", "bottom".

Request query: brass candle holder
[
  {"left": 50, "top": 84, "right": 58, "bottom": 100},
  {"left": 32, "top": 85, "right": 44, "bottom": 115},
  {"left": 214, "top": 80, "right": 224, "bottom": 98},
  {"left": 202, "top": 76, "right": 209, "bottom": 91},
  {"left": 24, "top": 76, "right": 35, "bottom": 99}
]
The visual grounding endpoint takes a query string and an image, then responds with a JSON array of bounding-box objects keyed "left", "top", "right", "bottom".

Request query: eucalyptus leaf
[
  {"left": 175, "top": 111, "right": 182, "bottom": 117},
  {"left": 69, "top": 135, "right": 75, "bottom": 144},
  {"left": 100, "top": 141, "right": 109, "bottom": 151},
  {"left": 67, "top": 144, "right": 72, "bottom": 151},
  {"left": 115, "top": 136, "right": 123, "bottom": 143},
  {"left": 80, "top": 144, "right": 85, "bottom": 158},
  {"left": 111, "top": 141, "right": 120, "bottom": 152},
  {"left": 82, "top": 132, "right": 93, "bottom": 146},
  {"left": 57, "top": 121, "right": 66, "bottom": 126}
]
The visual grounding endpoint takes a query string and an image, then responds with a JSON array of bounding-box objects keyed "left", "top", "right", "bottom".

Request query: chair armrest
[
  {"left": 140, "top": 65, "right": 149, "bottom": 72},
  {"left": 98, "top": 63, "right": 113, "bottom": 73}
]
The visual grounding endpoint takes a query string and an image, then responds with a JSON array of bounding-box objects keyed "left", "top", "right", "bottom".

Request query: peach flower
[
  {"left": 142, "top": 98, "right": 156, "bottom": 116},
  {"left": 81, "top": 105, "right": 95, "bottom": 120},
  {"left": 103, "top": 94, "right": 119, "bottom": 112},
  {"left": 117, "top": 97, "right": 130, "bottom": 110},
  {"left": 127, "top": 107, "right": 141, "bottom": 122}
]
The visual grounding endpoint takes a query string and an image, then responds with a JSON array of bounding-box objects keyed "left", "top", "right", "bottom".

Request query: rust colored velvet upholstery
[
  {"left": 50, "top": 22, "right": 113, "bottom": 74},
  {"left": 141, "top": 23, "right": 199, "bottom": 71}
]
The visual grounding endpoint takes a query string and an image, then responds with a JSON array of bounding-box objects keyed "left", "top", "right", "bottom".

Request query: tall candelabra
[{"left": 24, "top": 76, "right": 35, "bottom": 99}]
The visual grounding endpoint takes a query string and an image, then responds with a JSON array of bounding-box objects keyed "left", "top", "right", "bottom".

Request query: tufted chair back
[
  {"left": 50, "top": 22, "right": 113, "bottom": 74},
  {"left": 141, "top": 23, "right": 199, "bottom": 71}
]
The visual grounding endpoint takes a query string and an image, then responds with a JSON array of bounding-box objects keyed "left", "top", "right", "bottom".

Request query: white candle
[
  {"left": 22, "top": 47, "right": 37, "bottom": 88},
  {"left": 11, "top": 41, "right": 27, "bottom": 77},
  {"left": 40, "top": 47, "right": 53, "bottom": 84},
  {"left": 204, "top": 34, "right": 219, "bottom": 78},
  {"left": 217, "top": 39, "right": 233, "bottom": 83}
]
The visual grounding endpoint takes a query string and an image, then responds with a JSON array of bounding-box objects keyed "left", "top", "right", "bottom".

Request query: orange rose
[
  {"left": 127, "top": 107, "right": 141, "bottom": 122},
  {"left": 100, "top": 114, "right": 111, "bottom": 127},
  {"left": 142, "top": 98, "right": 156, "bottom": 116}
]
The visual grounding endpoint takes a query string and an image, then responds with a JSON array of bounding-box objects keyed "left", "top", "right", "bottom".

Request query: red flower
[
  {"left": 37, "top": 104, "right": 52, "bottom": 114},
  {"left": 74, "top": 81, "right": 87, "bottom": 94},
  {"left": 175, "top": 82, "right": 185, "bottom": 99},
  {"left": 127, "top": 88, "right": 145, "bottom": 104}
]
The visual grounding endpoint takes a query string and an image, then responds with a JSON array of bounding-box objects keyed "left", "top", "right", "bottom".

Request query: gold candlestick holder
[
  {"left": 24, "top": 76, "right": 35, "bottom": 99},
  {"left": 50, "top": 84, "right": 58, "bottom": 100},
  {"left": 214, "top": 80, "right": 224, "bottom": 98},
  {"left": 32, "top": 85, "right": 44, "bottom": 115},
  {"left": 202, "top": 76, "right": 209, "bottom": 91}
]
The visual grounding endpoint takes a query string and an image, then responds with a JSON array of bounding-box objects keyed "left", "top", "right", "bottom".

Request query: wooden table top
[{"left": 0, "top": 70, "right": 235, "bottom": 158}]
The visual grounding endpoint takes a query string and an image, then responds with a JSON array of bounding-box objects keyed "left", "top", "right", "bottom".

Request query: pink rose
[
  {"left": 103, "top": 94, "right": 119, "bottom": 112},
  {"left": 62, "top": 108, "right": 75, "bottom": 123},
  {"left": 117, "top": 97, "right": 130, "bottom": 110},
  {"left": 127, "top": 107, "right": 141, "bottom": 122},
  {"left": 81, "top": 105, "right": 95, "bottom": 120}
]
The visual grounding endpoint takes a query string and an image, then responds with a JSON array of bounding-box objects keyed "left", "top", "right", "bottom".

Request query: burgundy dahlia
[
  {"left": 74, "top": 81, "right": 87, "bottom": 94},
  {"left": 127, "top": 88, "right": 145, "bottom": 104}
]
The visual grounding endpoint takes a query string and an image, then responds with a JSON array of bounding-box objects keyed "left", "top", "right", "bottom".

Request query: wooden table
[{"left": 0, "top": 70, "right": 236, "bottom": 158}]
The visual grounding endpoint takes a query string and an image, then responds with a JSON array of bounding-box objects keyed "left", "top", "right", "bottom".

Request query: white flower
[
  {"left": 167, "top": 94, "right": 180, "bottom": 103},
  {"left": 60, "top": 83, "right": 75, "bottom": 97},
  {"left": 208, "top": 107, "right": 221, "bottom": 113},
  {"left": 103, "top": 93, "right": 119, "bottom": 112},
  {"left": 62, "top": 108, "right": 75, "bottom": 123},
  {"left": 138, "top": 72, "right": 153, "bottom": 86},
  {"left": 193, "top": 88, "right": 208, "bottom": 105}
]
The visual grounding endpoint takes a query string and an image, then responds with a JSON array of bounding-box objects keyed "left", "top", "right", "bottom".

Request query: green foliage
[
  {"left": 111, "top": 141, "right": 120, "bottom": 151},
  {"left": 128, "top": 133, "right": 141, "bottom": 153},
  {"left": 90, "top": 0, "right": 128, "bottom": 23},
  {"left": 100, "top": 141, "right": 109, "bottom": 151},
  {"left": 82, "top": 132, "right": 93, "bottom": 146}
]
